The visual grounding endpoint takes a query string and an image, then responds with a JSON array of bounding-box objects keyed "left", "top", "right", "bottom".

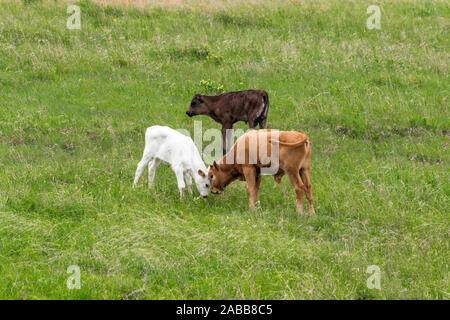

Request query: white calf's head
[{"left": 195, "top": 169, "right": 210, "bottom": 198}]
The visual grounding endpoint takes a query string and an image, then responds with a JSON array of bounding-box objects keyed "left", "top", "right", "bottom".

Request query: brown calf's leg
[
  {"left": 243, "top": 166, "right": 259, "bottom": 209},
  {"left": 287, "top": 169, "right": 305, "bottom": 214},
  {"left": 273, "top": 171, "right": 284, "bottom": 188},
  {"left": 253, "top": 173, "right": 262, "bottom": 209},
  {"left": 255, "top": 173, "right": 262, "bottom": 195},
  {"left": 300, "top": 168, "right": 315, "bottom": 215}
]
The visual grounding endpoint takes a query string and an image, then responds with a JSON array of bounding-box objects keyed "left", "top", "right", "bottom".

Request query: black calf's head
[{"left": 186, "top": 94, "right": 207, "bottom": 117}]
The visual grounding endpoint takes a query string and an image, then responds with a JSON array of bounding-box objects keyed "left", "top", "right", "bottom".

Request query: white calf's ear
[{"left": 198, "top": 169, "right": 206, "bottom": 177}]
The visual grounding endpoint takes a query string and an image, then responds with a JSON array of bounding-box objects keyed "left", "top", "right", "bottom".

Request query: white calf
[{"left": 133, "top": 125, "right": 210, "bottom": 198}]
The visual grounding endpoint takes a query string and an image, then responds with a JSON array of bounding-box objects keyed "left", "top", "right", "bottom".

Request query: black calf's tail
[{"left": 255, "top": 91, "right": 269, "bottom": 129}]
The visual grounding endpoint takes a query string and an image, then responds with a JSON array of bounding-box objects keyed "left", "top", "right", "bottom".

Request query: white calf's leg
[
  {"left": 147, "top": 158, "right": 160, "bottom": 189},
  {"left": 133, "top": 149, "right": 151, "bottom": 188},
  {"left": 184, "top": 172, "right": 193, "bottom": 194},
  {"left": 172, "top": 166, "right": 186, "bottom": 200}
]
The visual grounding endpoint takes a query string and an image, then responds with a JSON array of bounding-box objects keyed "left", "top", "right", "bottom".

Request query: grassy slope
[{"left": 0, "top": 0, "right": 448, "bottom": 299}]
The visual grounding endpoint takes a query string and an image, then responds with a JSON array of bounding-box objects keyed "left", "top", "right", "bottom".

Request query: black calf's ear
[{"left": 198, "top": 169, "right": 206, "bottom": 177}]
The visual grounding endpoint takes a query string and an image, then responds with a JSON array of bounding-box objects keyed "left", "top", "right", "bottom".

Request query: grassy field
[{"left": 0, "top": 0, "right": 448, "bottom": 299}]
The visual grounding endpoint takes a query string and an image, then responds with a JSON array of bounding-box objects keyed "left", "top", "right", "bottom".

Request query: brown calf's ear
[
  {"left": 198, "top": 169, "right": 206, "bottom": 177},
  {"left": 212, "top": 160, "right": 218, "bottom": 170}
]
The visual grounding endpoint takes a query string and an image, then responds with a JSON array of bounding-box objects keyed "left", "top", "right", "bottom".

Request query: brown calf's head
[
  {"left": 208, "top": 161, "right": 238, "bottom": 195},
  {"left": 186, "top": 94, "right": 208, "bottom": 117}
]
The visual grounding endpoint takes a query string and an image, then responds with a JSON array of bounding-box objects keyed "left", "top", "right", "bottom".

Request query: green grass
[{"left": 0, "top": 0, "right": 448, "bottom": 299}]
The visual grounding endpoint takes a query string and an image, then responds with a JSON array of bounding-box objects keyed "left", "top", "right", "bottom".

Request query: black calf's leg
[
  {"left": 259, "top": 116, "right": 267, "bottom": 129},
  {"left": 221, "top": 124, "right": 233, "bottom": 156}
]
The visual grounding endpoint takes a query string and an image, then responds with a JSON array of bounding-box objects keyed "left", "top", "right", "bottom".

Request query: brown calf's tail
[{"left": 271, "top": 136, "right": 308, "bottom": 147}]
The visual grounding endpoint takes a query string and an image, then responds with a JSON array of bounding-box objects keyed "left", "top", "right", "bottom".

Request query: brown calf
[
  {"left": 186, "top": 90, "right": 269, "bottom": 155},
  {"left": 208, "top": 130, "right": 315, "bottom": 215}
]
